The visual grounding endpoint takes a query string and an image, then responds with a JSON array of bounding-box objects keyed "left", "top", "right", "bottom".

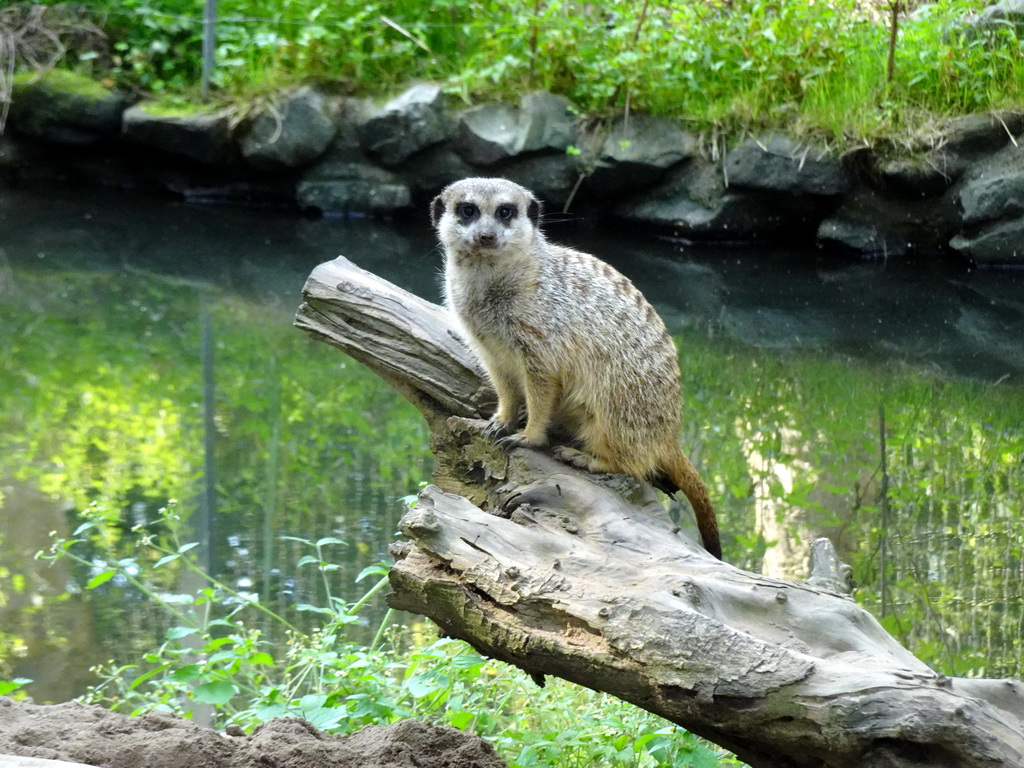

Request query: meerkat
[{"left": 431, "top": 177, "right": 721, "bottom": 560}]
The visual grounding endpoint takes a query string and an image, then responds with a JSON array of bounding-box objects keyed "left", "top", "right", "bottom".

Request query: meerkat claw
[
  {"left": 484, "top": 417, "right": 516, "bottom": 440},
  {"left": 494, "top": 433, "right": 526, "bottom": 453},
  {"left": 495, "top": 433, "right": 547, "bottom": 453}
]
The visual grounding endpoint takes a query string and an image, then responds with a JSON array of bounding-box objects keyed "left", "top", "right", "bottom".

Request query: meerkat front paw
[
  {"left": 484, "top": 416, "right": 518, "bottom": 440},
  {"left": 494, "top": 432, "right": 547, "bottom": 453}
]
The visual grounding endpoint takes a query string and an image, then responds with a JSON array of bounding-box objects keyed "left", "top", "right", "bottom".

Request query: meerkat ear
[
  {"left": 430, "top": 194, "right": 445, "bottom": 227},
  {"left": 527, "top": 197, "right": 543, "bottom": 226}
]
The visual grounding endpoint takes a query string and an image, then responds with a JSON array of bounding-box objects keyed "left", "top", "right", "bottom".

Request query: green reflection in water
[
  {"left": 1, "top": 259, "right": 1022, "bottom": 706},
  {"left": 0, "top": 268, "right": 431, "bottom": 702},
  {"left": 678, "top": 332, "right": 1024, "bottom": 679}
]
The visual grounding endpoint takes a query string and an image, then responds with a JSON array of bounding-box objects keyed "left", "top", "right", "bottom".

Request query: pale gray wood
[
  {"left": 297, "top": 257, "right": 1024, "bottom": 768},
  {"left": 295, "top": 256, "right": 495, "bottom": 431},
  {"left": 0, "top": 758, "right": 98, "bottom": 768}
]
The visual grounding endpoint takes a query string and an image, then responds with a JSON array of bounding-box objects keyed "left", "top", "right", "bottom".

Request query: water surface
[{"left": 1, "top": 182, "right": 1021, "bottom": 702}]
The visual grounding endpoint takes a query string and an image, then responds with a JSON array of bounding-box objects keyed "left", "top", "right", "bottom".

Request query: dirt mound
[{"left": 0, "top": 697, "right": 507, "bottom": 768}]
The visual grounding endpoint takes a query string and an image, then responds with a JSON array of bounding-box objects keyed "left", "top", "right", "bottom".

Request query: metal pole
[
  {"left": 201, "top": 0, "right": 217, "bottom": 99},
  {"left": 199, "top": 299, "right": 217, "bottom": 577}
]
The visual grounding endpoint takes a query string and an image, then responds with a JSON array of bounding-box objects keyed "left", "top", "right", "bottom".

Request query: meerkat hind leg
[{"left": 551, "top": 445, "right": 616, "bottom": 474}]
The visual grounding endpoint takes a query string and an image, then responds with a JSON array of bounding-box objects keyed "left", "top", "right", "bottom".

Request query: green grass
[{"left": 10, "top": 0, "right": 1024, "bottom": 145}]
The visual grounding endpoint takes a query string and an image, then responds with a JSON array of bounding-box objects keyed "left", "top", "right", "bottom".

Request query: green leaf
[
  {"left": 404, "top": 674, "right": 441, "bottom": 699},
  {"left": 254, "top": 703, "right": 289, "bottom": 721},
  {"left": 355, "top": 563, "right": 389, "bottom": 582},
  {"left": 294, "top": 604, "right": 334, "bottom": 615},
  {"left": 177, "top": 542, "right": 199, "bottom": 554},
  {"left": 249, "top": 652, "right": 275, "bottom": 666},
  {"left": 166, "top": 626, "right": 197, "bottom": 640},
  {"left": 302, "top": 706, "right": 346, "bottom": 730},
  {"left": 0, "top": 678, "right": 32, "bottom": 695},
  {"left": 169, "top": 664, "right": 202, "bottom": 682},
  {"left": 86, "top": 569, "right": 116, "bottom": 589},
  {"left": 193, "top": 680, "right": 237, "bottom": 705},
  {"left": 315, "top": 536, "right": 346, "bottom": 548},
  {"left": 153, "top": 553, "right": 180, "bottom": 568},
  {"left": 299, "top": 693, "right": 327, "bottom": 710},
  {"left": 296, "top": 555, "right": 321, "bottom": 568},
  {"left": 127, "top": 663, "right": 172, "bottom": 691}
]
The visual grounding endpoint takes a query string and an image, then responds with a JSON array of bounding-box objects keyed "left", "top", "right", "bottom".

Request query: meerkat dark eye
[
  {"left": 456, "top": 202, "right": 479, "bottom": 221},
  {"left": 496, "top": 204, "right": 517, "bottom": 222}
]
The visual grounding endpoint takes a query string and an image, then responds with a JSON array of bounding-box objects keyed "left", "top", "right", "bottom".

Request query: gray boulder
[
  {"left": 122, "top": 103, "right": 234, "bottom": 165},
  {"left": 872, "top": 152, "right": 962, "bottom": 198},
  {"left": 949, "top": 140, "right": 1024, "bottom": 264},
  {"left": 724, "top": 134, "right": 852, "bottom": 196},
  {"left": 455, "top": 92, "right": 575, "bottom": 166},
  {"left": 9, "top": 70, "right": 128, "bottom": 145},
  {"left": 518, "top": 91, "right": 576, "bottom": 153},
  {"left": 954, "top": 138, "right": 1024, "bottom": 217},
  {"left": 615, "top": 158, "right": 825, "bottom": 241},
  {"left": 817, "top": 187, "right": 959, "bottom": 256},
  {"left": 402, "top": 145, "right": 477, "bottom": 195},
  {"left": 962, "top": 0, "right": 1024, "bottom": 34},
  {"left": 456, "top": 103, "right": 522, "bottom": 165},
  {"left": 495, "top": 153, "right": 579, "bottom": 208},
  {"left": 939, "top": 111, "right": 1023, "bottom": 158},
  {"left": 587, "top": 113, "right": 696, "bottom": 194},
  {"left": 866, "top": 112, "right": 1023, "bottom": 198},
  {"left": 817, "top": 219, "right": 910, "bottom": 257},
  {"left": 359, "top": 83, "right": 450, "bottom": 166},
  {"left": 238, "top": 87, "right": 336, "bottom": 170},
  {"left": 958, "top": 169, "right": 1024, "bottom": 225},
  {"left": 950, "top": 217, "right": 1024, "bottom": 265},
  {"left": 298, "top": 159, "right": 411, "bottom": 215}
]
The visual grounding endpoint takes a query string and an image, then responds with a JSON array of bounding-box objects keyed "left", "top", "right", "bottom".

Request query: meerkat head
[{"left": 431, "top": 178, "right": 543, "bottom": 262}]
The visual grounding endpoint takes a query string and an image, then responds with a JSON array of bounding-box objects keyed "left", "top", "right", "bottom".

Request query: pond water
[{"left": 1, "top": 181, "right": 1022, "bottom": 704}]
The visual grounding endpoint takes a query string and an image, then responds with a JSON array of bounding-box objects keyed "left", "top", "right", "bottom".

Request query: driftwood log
[{"left": 296, "top": 256, "right": 1024, "bottom": 768}]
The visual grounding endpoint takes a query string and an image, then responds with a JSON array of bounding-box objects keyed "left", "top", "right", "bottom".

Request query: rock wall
[{"left": 3, "top": 71, "right": 1023, "bottom": 266}]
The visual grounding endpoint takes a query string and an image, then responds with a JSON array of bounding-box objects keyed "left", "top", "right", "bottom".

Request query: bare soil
[{"left": 0, "top": 697, "right": 508, "bottom": 768}]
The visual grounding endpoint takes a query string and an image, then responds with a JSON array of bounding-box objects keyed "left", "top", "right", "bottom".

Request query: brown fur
[{"left": 432, "top": 178, "right": 721, "bottom": 559}]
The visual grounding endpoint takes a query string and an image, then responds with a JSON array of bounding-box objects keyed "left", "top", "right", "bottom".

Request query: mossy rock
[
  {"left": 123, "top": 100, "right": 236, "bottom": 165},
  {"left": 132, "top": 95, "right": 229, "bottom": 119},
  {"left": 9, "top": 69, "right": 129, "bottom": 145}
]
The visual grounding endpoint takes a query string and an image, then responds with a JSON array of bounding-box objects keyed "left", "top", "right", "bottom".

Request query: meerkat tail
[{"left": 657, "top": 451, "right": 721, "bottom": 560}]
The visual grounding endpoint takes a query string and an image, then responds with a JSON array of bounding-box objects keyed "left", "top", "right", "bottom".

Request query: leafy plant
[
  {"left": 30, "top": 501, "right": 740, "bottom": 767},
  {"left": 12, "top": 0, "right": 1015, "bottom": 141}
]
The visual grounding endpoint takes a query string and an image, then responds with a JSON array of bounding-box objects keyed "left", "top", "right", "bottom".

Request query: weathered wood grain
[{"left": 296, "top": 256, "right": 1024, "bottom": 768}]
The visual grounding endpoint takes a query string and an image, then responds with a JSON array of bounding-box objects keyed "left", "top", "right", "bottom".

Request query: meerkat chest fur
[{"left": 434, "top": 179, "right": 547, "bottom": 348}]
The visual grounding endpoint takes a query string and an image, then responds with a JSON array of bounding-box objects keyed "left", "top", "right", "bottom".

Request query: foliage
[
  {"left": 22, "top": 0, "right": 1019, "bottom": 141},
  {"left": 676, "top": 330, "right": 1024, "bottom": 679},
  {"left": 0, "top": 265, "right": 432, "bottom": 683},
  {"left": 2, "top": 231, "right": 1022, "bottom": 763},
  {"left": 30, "top": 501, "right": 739, "bottom": 768}
]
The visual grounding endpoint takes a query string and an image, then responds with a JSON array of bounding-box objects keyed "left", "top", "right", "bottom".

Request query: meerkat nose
[{"left": 475, "top": 232, "right": 498, "bottom": 247}]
